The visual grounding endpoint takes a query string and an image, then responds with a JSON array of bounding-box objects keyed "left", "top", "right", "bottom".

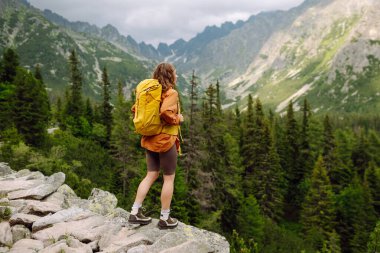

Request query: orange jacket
[{"left": 133, "top": 87, "right": 180, "bottom": 153}]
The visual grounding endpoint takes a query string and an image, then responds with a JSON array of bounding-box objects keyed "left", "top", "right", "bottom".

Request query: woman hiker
[{"left": 128, "top": 62, "right": 184, "bottom": 229}]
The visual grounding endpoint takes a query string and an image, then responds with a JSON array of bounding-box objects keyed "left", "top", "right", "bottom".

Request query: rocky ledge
[{"left": 0, "top": 162, "right": 229, "bottom": 253}]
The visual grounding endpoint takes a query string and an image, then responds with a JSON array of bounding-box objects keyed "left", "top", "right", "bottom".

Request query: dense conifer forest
[{"left": 0, "top": 48, "right": 379, "bottom": 252}]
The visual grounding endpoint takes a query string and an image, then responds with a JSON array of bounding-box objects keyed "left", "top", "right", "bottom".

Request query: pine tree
[
  {"left": 64, "top": 50, "right": 89, "bottom": 137},
  {"left": 323, "top": 115, "right": 352, "bottom": 192},
  {"left": 237, "top": 195, "right": 265, "bottom": 243},
  {"left": 336, "top": 178, "right": 377, "bottom": 253},
  {"left": 34, "top": 64, "right": 43, "bottom": 83},
  {"left": 301, "top": 156, "right": 336, "bottom": 240},
  {"left": 299, "top": 99, "right": 313, "bottom": 180},
  {"left": 101, "top": 66, "right": 112, "bottom": 147},
  {"left": 284, "top": 100, "right": 300, "bottom": 218},
  {"left": 0, "top": 48, "right": 19, "bottom": 131},
  {"left": 55, "top": 97, "right": 64, "bottom": 129},
  {"left": 246, "top": 98, "right": 285, "bottom": 220},
  {"left": 220, "top": 133, "right": 244, "bottom": 233},
  {"left": 0, "top": 48, "right": 19, "bottom": 83},
  {"left": 350, "top": 182, "right": 378, "bottom": 253},
  {"left": 216, "top": 79, "right": 222, "bottom": 114},
  {"left": 180, "top": 70, "right": 202, "bottom": 185},
  {"left": 34, "top": 64, "right": 50, "bottom": 119},
  {"left": 241, "top": 94, "right": 255, "bottom": 178},
  {"left": 13, "top": 68, "right": 50, "bottom": 146},
  {"left": 202, "top": 83, "right": 227, "bottom": 206},
  {"left": 352, "top": 132, "right": 371, "bottom": 179},
  {"left": 66, "top": 50, "right": 84, "bottom": 118},
  {"left": 323, "top": 115, "right": 336, "bottom": 171},
  {"left": 85, "top": 98, "right": 94, "bottom": 126},
  {"left": 365, "top": 162, "right": 380, "bottom": 215},
  {"left": 110, "top": 81, "right": 139, "bottom": 196},
  {"left": 367, "top": 221, "right": 380, "bottom": 253}
]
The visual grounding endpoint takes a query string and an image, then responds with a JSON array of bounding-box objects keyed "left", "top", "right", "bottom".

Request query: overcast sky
[{"left": 28, "top": 0, "right": 304, "bottom": 47}]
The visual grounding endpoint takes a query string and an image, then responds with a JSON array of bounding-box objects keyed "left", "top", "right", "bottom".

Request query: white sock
[
  {"left": 131, "top": 202, "right": 142, "bottom": 215},
  {"left": 160, "top": 209, "right": 170, "bottom": 221}
]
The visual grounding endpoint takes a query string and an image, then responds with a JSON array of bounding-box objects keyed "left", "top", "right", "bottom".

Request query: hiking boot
[
  {"left": 158, "top": 216, "right": 178, "bottom": 229},
  {"left": 128, "top": 208, "right": 152, "bottom": 225}
]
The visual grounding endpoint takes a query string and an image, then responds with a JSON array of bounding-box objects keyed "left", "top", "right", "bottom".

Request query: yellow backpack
[{"left": 133, "top": 79, "right": 163, "bottom": 136}]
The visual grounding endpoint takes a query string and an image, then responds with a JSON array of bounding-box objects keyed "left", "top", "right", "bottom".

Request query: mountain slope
[
  {"left": 225, "top": 0, "right": 380, "bottom": 113},
  {"left": 0, "top": 0, "right": 151, "bottom": 100}
]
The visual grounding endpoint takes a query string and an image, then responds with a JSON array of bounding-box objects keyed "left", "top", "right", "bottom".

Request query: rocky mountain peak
[{"left": 0, "top": 162, "right": 229, "bottom": 252}]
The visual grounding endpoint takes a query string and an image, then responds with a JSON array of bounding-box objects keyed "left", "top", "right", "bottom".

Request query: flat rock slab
[
  {"left": 40, "top": 239, "right": 92, "bottom": 253},
  {"left": 0, "top": 178, "right": 43, "bottom": 195},
  {"left": 160, "top": 240, "right": 213, "bottom": 253},
  {"left": 9, "top": 213, "right": 40, "bottom": 228},
  {"left": 100, "top": 231, "right": 152, "bottom": 253},
  {"left": 32, "top": 207, "right": 94, "bottom": 232},
  {"left": 8, "top": 172, "right": 65, "bottom": 200},
  {"left": 8, "top": 239, "right": 43, "bottom": 253},
  {"left": 21, "top": 199, "right": 62, "bottom": 215},
  {"left": 32, "top": 215, "right": 107, "bottom": 246}
]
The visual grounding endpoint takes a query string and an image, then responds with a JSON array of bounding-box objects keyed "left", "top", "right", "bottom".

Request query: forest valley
[{"left": 0, "top": 48, "right": 380, "bottom": 253}]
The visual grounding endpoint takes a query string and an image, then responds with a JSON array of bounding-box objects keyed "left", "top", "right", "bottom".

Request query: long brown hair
[{"left": 152, "top": 62, "right": 176, "bottom": 92}]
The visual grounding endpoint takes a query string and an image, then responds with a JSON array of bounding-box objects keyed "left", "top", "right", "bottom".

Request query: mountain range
[{"left": 1, "top": 0, "right": 379, "bottom": 113}]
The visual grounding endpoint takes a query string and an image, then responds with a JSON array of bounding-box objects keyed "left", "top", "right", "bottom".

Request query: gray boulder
[
  {"left": 8, "top": 172, "right": 65, "bottom": 200},
  {"left": 0, "top": 163, "right": 13, "bottom": 177},
  {"left": 87, "top": 188, "right": 118, "bottom": 216},
  {"left": 9, "top": 213, "right": 40, "bottom": 228},
  {"left": 11, "top": 225, "right": 31, "bottom": 242},
  {"left": 0, "top": 222, "right": 13, "bottom": 247},
  {"left": 8, "top": 239, "right": 43, "bottom": 253}
]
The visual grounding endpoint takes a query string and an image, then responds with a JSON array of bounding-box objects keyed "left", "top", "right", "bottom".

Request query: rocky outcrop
[{"left": 0, "top": 163, "right": 230, "bottom": 253}]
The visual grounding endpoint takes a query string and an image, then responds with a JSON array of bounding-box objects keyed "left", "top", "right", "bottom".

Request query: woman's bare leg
[
  {"left": 161, "top": 174, "right": 176, "bottom": 210},
  {"left": 134, "top": 171, "right": 159, "bottom": 205}
]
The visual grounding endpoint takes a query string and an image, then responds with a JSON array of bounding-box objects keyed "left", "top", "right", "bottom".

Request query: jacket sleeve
[{"left": 160, "top": 90, "right": 180, "bottom": 125}]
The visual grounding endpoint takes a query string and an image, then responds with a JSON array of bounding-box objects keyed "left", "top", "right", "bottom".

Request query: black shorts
[{"left": 146, "top": 144, "right": 177, "bottom": 175}]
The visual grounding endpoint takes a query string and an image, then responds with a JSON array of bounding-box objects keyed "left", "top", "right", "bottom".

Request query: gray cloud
[{"left": 28, "top": 0, "right": 304, "bottom": 46}]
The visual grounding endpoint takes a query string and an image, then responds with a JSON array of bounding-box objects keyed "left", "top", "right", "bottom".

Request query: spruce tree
[
  {"left": 301, "top": 156, "right": 336, "bottom": 240},
  {"left": 284, "top": 100, "right": 300, "bottom": 217},
  {"left": 13, "top": 68, "right": 50, "bottom": 146},
  {"left": 367, "top": 221, "right": 380, "bottom": 253},
  {"left": 34, "top": 64, "right": 50, "bottom": 118},
  {"left": 365, "top": 162, "right": 380, "bottom": 215},
  {"left": 55, "top": 97, "right": 64, "bottom": 129},
  {"left": 85, "top": 98, "right": 94, "bottom": 126},
  {"left": 246, "top": 98, "right": 285, "bottom": 220},
  {"left": 101, "top": 66, "right": 112, "bottom": 147},
  {"left": 352, "top": 132, "right": 371, "bottom": 179},
  {"left": 180, "top": 70, "right": 202, "bottom": 184},
  {"left": 0, "top": 48, "right": 19, "bottom": 83},
  {"left": 336, "top": 178, "right": 377, "bottom": 253},
  {"left": 216, "top": 79, "right": 222, "bottom": 114},
  {"left": 202, "top": 82, "right": 227, "bottom": 206},
  {"left": 241, "top": 95, "right": 255, "bottom": 196},
  {"left": 111, "top": 81, "right": 139, "bottom": 196},
  {"left": 323, "top": 115, "right": 352, "bottom": 192},
  {"left": 0, "top": 48, "right": 19, "bottom": 131},
  {"left": 66, "top": 50, "right": 84, "bottom": 120},
  {"left": 34, "top": 64, "right": 43, "bottom": 83},
  {"left": 237, "top": 195, "right": 265, "bottom": 243},
  {"left": 64, "top": 50, "right": 89, "bottom": 137},
  {"left": 299, "top": 99, "right": 313, "bottom": 180}
]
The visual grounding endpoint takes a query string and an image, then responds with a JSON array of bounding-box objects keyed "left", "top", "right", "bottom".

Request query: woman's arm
[{"left": 160, "top": 90, "right": 181, "bottom": 125}]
